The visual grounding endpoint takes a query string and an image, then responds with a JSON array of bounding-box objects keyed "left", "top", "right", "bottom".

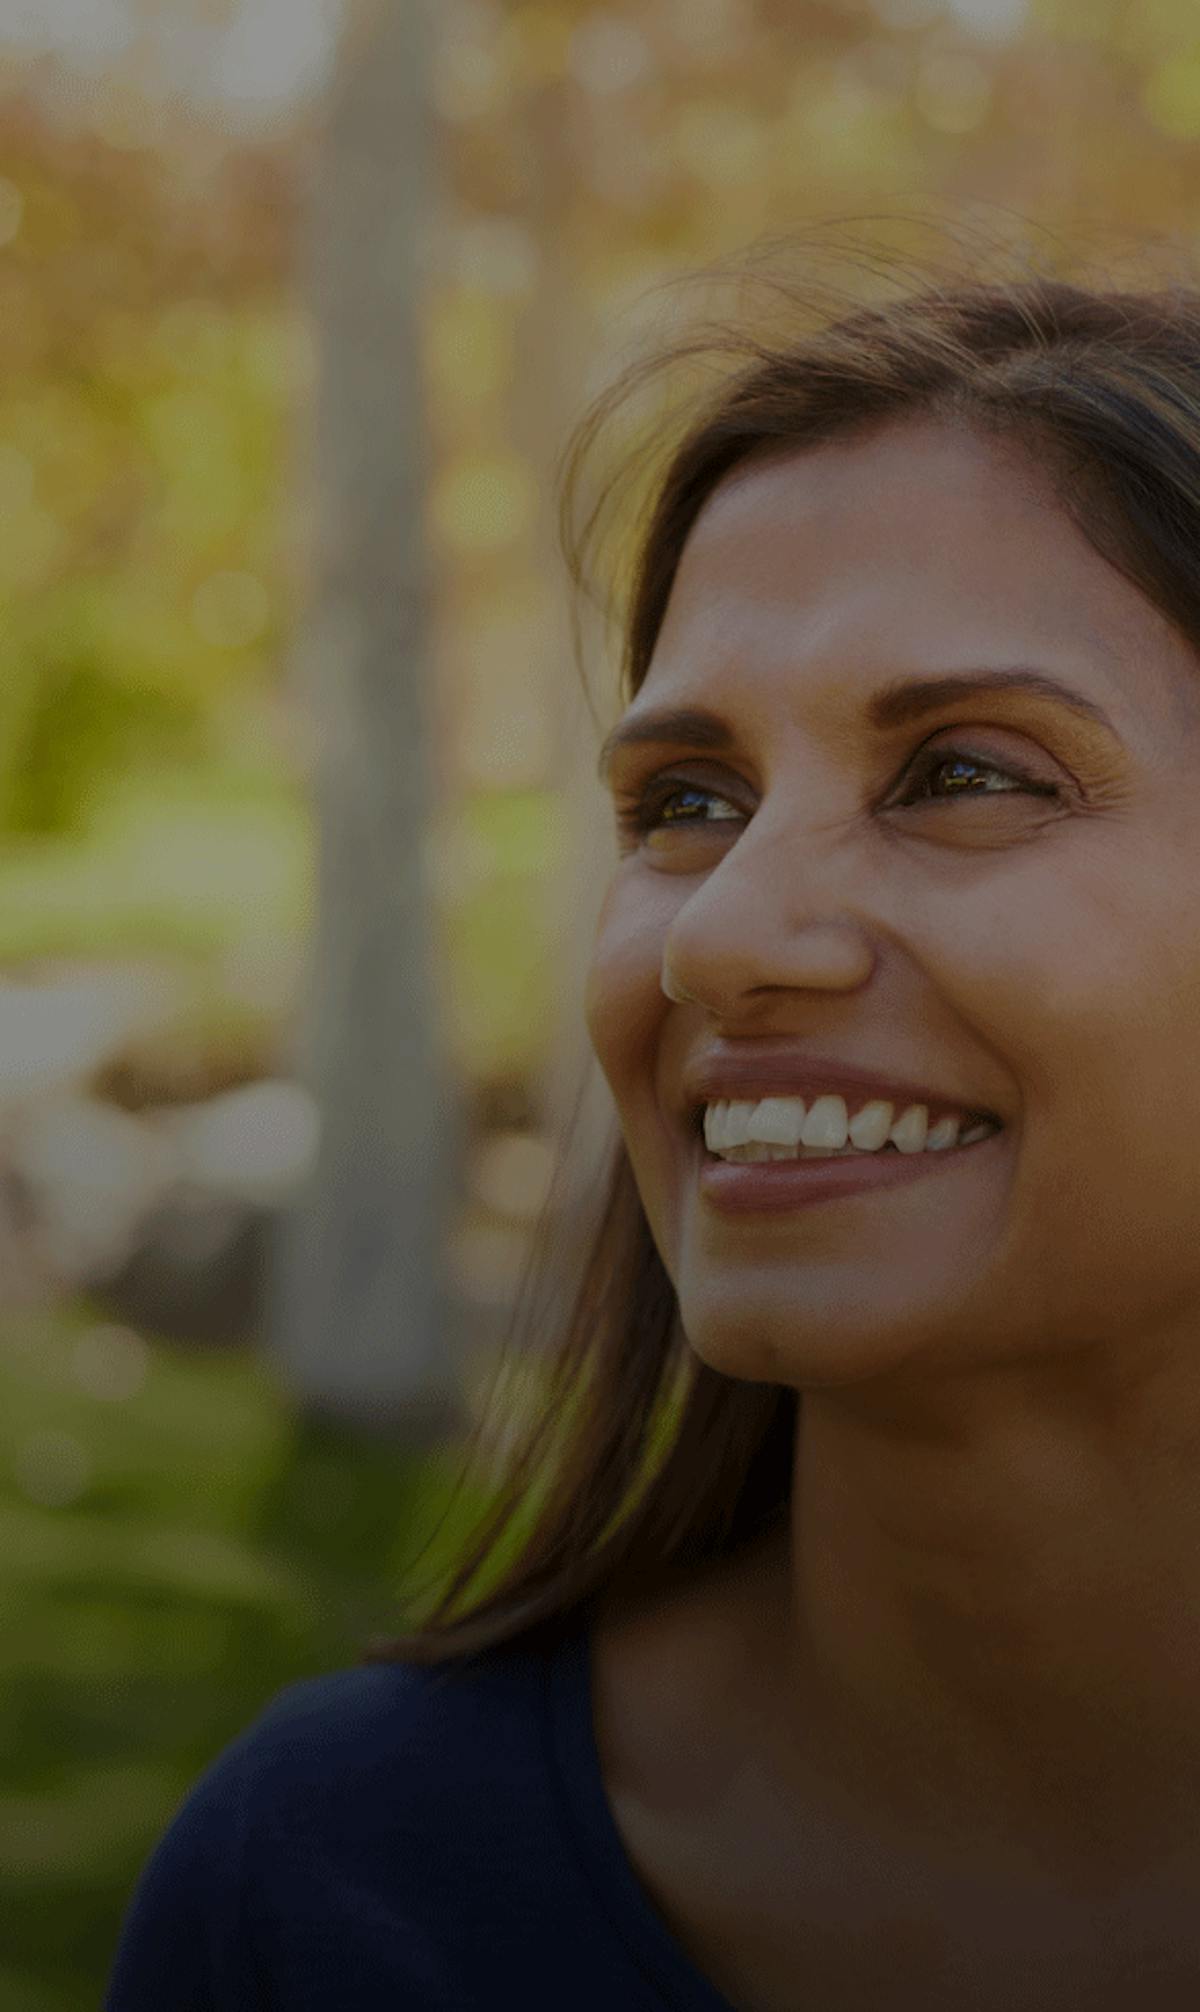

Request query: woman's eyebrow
[{"left": 596, "top": 667, "right": 1119, "bottom": 783}]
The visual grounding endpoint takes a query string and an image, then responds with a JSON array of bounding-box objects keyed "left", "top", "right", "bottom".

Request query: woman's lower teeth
[
  {"left": 716, "top": 1142, "right": 895, "bottom": 1162},
  {"left": 713, "top": 1138, "right": 993, "bottom": 1162}
]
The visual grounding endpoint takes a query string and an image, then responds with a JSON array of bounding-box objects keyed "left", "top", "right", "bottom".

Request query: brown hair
[{"left": 367, "top": 219, "right": 1200, "bottom": 1669}]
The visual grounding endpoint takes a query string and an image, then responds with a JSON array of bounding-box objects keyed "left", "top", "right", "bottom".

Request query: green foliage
[
  {"left": 0, "top": 764, "right": 308, "bottom": 964},
  {"left": 0, "top": 100, "right": 296, "bottom": 840},
  {"left": 445, "top": 787, "right": 566, "bottom": 1081},
  {"left": 0, "top": 1300, "right": 489, "bottom": 2012}
]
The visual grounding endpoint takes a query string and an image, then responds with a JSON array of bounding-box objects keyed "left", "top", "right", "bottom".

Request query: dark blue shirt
[{"left": 105, "top": 1623, "right": 738, "bottom": 2010}]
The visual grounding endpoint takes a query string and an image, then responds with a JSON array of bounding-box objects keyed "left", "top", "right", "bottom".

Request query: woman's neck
[{"left": 775, "top": 1373, "right": 1200, "bottom": 1878}]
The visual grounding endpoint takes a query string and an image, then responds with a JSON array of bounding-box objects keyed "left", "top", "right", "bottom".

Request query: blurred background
[{"left": 2, "top": 0, "right": 1200, "bottom": 2003}]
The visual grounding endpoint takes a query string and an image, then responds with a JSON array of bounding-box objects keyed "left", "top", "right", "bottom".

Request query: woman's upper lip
[{"left": 679, "top": 1048, "right": 1001, "bottom": 1127}]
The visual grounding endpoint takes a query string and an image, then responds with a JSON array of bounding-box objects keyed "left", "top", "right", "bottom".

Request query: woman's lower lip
[{"left": 694, "top": 1130, "right": 1002, "bottom": 1214}]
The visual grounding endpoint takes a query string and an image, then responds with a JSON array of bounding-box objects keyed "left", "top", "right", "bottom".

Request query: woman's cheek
[{"left": 584, "top": 936, "right": 649, "bottom": 1085}]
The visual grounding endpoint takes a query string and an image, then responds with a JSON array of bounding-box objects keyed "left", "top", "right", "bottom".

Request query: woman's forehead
[
  {"left": 676, "top": 421, "right": 1089, "bottom": 586},
  {"left": 649, "top": 426, "right": 1200, "bottom": 744}
]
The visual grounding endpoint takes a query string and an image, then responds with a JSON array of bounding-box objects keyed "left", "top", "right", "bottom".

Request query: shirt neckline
[{"left": 542, "top": 1621, "right": 742, "bottom": 2012}]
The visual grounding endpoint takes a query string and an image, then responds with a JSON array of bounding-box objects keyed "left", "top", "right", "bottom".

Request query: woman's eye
[
  {"left": 616, "top": 780, "right": 741, "bottom": 839},
  {"left": 615, "top": 748, "right": 1060, "bottom": 841},
  {"left": 897, "top": 748, "right": 1061, "bottom": 805}
]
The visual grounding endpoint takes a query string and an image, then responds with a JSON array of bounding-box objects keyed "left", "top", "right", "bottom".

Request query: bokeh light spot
[
  {"left": 871, "top": 0, "right": 939, "bottom": 26},
  {"left": 945, "top": 0, "right": 1027, "bottom": 37},
  {"left": 431, "top": 453, "right": 536, "bottom": 554},
  {"left": 192, "top": 570, "right": 271, "bottom": 649},
  {"left": 568, "top": 14, "right": 653, "bottom": 95},
  {"left": 0, "top": 176, "right": 24, "bottom": 248},
  {"left": 914, "top": 50, "right": 993, "bottom": 134},
  {"left": 471, "top": 1129, "right": 555, "bottom": 1220},
  {"left": 72, "top": 1323, "right": 150, "bottom": 1402},
  {"left": 1143, "top": 52, "right": 1200, "bottom": 142},
  {"left": 15, "top": 1429, "right": 90, "bottom": 1508},
  {"left": 674, "top": 102, "right": 765, "bottom": 190},
  {"left": 449, "top": 217, "right": 539, "bottom": 298},
  {"left": 0, "top": 442, "right": 35, "bottom": 510},
  {"left": 432, "top": 34, "right": 504, "bottom": 123}
]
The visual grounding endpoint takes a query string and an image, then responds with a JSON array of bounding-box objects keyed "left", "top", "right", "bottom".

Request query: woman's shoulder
[
  {"left": 129, "top": 1633, "right": 563, "bottom": 1883},
  {"left": 109, "top": 1612, "right": 755, "bottom": 2012},
  {"left": 105, "top": 1632, "right": 582, "bottom": 2010},
  {"left": 217, "top": 1633, "right": 563, "bottom": 1826}
]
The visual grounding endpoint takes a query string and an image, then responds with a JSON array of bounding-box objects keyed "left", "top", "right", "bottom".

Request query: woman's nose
[
  {"left": 658, "top": 784, "right": 883, "bottom": 1011},
  {"left": 662, "top": 911, "right": 876, "bottom": 1011}
]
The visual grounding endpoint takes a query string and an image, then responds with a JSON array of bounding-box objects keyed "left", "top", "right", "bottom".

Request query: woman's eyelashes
[{"left": 615, "top": 746, "right": 1062, "bottom": 843}]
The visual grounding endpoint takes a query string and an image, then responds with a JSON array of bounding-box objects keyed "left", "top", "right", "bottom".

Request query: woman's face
[{"left": 584, "top": 417, "right": 1200, "bottom": 1397}]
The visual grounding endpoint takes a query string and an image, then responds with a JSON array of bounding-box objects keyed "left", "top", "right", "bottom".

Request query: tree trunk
[
  {"left": 266, "top": 0, "right": 466, "bottom": 1442},
  {"left": 509, "top": 76, "right": 621, "bottom": 1241}
]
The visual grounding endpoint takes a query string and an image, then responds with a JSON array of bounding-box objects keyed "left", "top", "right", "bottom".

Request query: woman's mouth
[{"left": 691, "top": 1114, "right": 1004, "bottom": 1215}]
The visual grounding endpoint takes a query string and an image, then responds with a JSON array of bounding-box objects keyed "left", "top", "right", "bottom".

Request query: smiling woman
[{"left": 108, "top": 235, "right": 1200, "bottom": 2011}]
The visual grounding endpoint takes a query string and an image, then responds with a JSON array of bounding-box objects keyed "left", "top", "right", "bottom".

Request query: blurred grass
[
  {"left": 0, "top": 1298, "right": 501, "bottom": 2012},
  {"left": 0, "top": 761, "right": 566, "bottom": 1087},
  {"left": 0, "top": 769, "right": 307, "bottom": 963}
]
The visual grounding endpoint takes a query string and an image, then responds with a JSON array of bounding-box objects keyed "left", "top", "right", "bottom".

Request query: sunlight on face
[{"left": 585, "top": 418, "right": 1200, "bottom": 1402}]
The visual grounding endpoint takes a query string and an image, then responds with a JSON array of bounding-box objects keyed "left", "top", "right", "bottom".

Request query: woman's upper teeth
[{"left": 703, "top": 1094, "right": 994, "bottom": 1157}]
